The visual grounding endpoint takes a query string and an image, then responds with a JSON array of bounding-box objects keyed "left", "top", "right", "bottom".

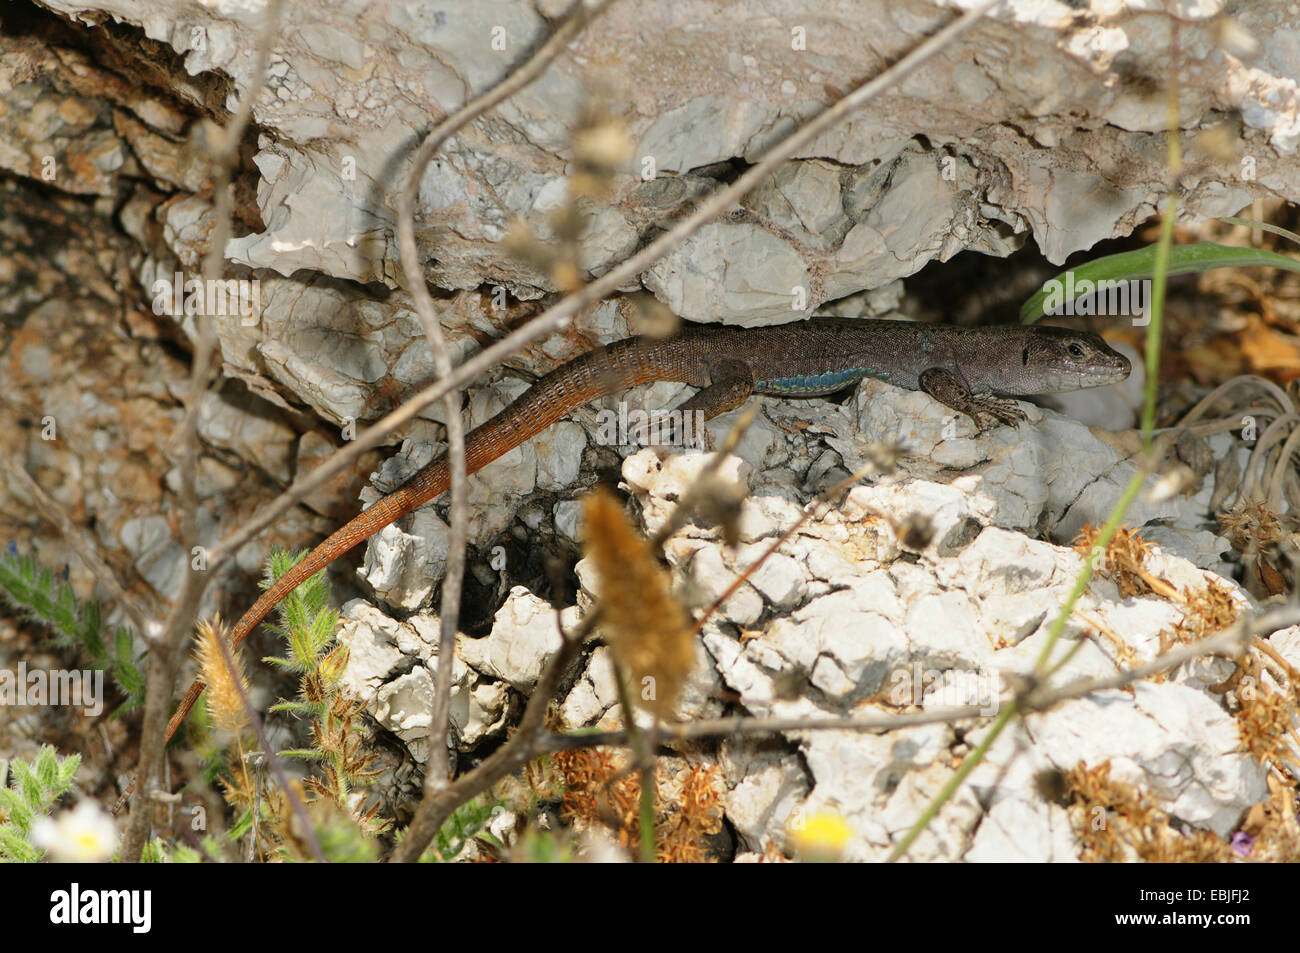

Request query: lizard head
[{"left": 1017, "top": 326, "right": 1131, "bottom": 392}]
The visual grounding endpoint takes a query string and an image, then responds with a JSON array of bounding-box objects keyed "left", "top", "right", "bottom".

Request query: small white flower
[{"left": 31, "top": 799, "right": 119, "bottom": 862}]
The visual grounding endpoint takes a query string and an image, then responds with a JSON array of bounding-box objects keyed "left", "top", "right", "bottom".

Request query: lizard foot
[
  {"left": 968, "top": 394, "right": 1029, "bottom": 430},
  {"left": 920, "top": 368, "right": 1028, "bottom": 433}
]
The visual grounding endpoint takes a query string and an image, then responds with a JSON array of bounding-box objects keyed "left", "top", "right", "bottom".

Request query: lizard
[{"left": 118, "top": 316, "right": 1129, "bottom": 807}]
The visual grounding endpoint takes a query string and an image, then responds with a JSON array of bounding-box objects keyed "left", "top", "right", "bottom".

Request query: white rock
[
  {"left": 965, "top": 796, "right": 1080, "bottom": 863},
  {"left": 720, "top": 740, "right": 809, "bottom": 854},
  {"left": 688, "top": 545, "right": 763, "bottom": 626},
  {"left": 336, "top": 600, "right": 408, "bottom": 700},
  {"left": 459, "top": 587, "right": 573, "bottom": 691}
]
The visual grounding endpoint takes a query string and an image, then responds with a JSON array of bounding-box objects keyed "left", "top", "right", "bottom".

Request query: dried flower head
[
  {"left": 582, "top": 488, "right": 695, "bottom": 719},
  {"left": 550, "top": 747, "right": 724, "bottom": 862},
  {"left": 1064, "top": 761, "right": 1233, "bottom": 863},
  {"left": 1072, "top": 524, "right": 1171, "bottom": 598},
  {"left": 570, "top": 100, "right": 633, "bottom": 199},
  {"left": 193, "top": 614, "right": 250, "bottom": 738}
]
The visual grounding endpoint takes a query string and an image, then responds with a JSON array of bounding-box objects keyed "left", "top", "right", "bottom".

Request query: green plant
[
  {"left": 1019, "top": 239, "right": 1300, "bottom": 324},
  {"left": 140, "top": 837, "right": 205, "bottom": 863},
  {"left": 0, "top": 746, "right": 81, "bottom": 862},
  {"left": 260, "top": 549, "right": 384, "bottom": 829},
  {"left": 512, "top": 827, "right": 576, "bottom": 863},
  {"left": 417, "top": 797, "right": 504, "bottom": 862},
  {"left": 0, "top": 546, "right": 145, "bottom": 713},
  {"left": 279, "top": 800, "right": 378, "bottom": 863}
]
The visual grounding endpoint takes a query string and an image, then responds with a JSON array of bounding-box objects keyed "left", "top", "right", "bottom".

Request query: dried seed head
[
  {"left": 583, "top": 488, "right": 695, "bottom": 719},
  {"left": 193, "top": 615, "right": 250, "bottom": 739}
]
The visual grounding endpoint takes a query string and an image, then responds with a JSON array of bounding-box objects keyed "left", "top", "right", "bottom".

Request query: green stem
[
  {"left": 1141, "top": 197, "right": 1177, "bottom": 449},
  {"left": 889, "top": 185, "right": 1176, "bottom": 860},
  {"left": 886, "top": 700, "right": 1019, "bottom": 862}
]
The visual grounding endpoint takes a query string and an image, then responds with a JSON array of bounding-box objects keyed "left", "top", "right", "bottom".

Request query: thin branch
[
  {"left": 1019, "top": 605, "right": 1292, "bottom": 706},
  {"left": 202, "top": 0, "right": 1005, "bottom": 580},
  {"left": 120, "top": 0, "right": 285, "bottom": 862},
  {"left": 545, "top": 604, "right": 1295, "bottom": 750},
  {"left": 210, "top": 619, "right": 323, "bottom": 862},
  {"left": 395, "top": 0, "right": 616, "bottom": 795},
  {"left": 544, "top": 705, "right": 996, "bottom": 749}
]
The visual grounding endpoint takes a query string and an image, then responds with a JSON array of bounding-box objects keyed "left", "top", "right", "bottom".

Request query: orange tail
[{"left": 112, "top": 333, "right": 666, "bottom": 812}]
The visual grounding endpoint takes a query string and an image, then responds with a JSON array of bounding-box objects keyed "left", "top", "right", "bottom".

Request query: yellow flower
[{"left": 789, "top": 809, "right": 854, "bottom": 861}]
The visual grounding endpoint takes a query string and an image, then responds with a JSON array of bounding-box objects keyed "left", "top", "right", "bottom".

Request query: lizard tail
[
  {"left": 108, "top": 336, "right": 664, "bottom": 813},
  {"left": 112, "top": 458, "right": 460, "bottom": 813},
  {"left": 159, "top": 335, "right": 663, "bottom": 750}
]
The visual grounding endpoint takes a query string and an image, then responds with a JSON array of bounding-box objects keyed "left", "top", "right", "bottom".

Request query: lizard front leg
[{"left": 918, "top": 367, "right": 1027, "bottom": 430}]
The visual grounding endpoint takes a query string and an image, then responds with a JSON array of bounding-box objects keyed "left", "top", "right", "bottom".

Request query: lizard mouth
[
  {"left": 1094, "top": 351, "right": 1132, "bottom": 384},
  {"left": 1051, "top": 351, "right": 1131, "bottom": 391},
  {"left": 1105, "top": 350, "right": 1133, "bottom": 382}
]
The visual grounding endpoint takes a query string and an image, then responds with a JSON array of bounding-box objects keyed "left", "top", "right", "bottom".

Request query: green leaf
[
  {"left": 420, "top": 798, "right": 504, "bottom": 862},
  {"left": 34, "top": 748, "right": 56, "bottom": 788},
  {"left": 0, "top": 747, "right": 80, "bottom": 861},
  {"left": 1020, "top": 241, "right": 1300, "bottom": 324},
  {"left": 268, "top": 700, "right": 317, "bottom": 716},
  {"left": 261, "top": 655, "right": 310, "bottom": 673},
  {"left": 0, "top": 789, "right": 28, "bottom": 826},
  {"left": 81, "top": 601, "right": 104, "bottom": 657},
  {"left": 55, "top": 754, "right": 80, "bottom": 789},
  {"left": 0, "top": 550, "right": 145, "bottom": 712},
  {"left": 1215, "top": 216, "right": 1300, "bottom": 247},
  {"left": 228, "top": 809, "right": 255, "bottom": 841},
  {"left": 170, "top": 842, "right": 202, "bottom": 863},
  {"left": 0, "top": 826, "right": 39, "bottom": 863},
  {"left": 142, "top": 837, "right": 203, "bottom": 863},
  {"left": 114, "top": 628, "right": 134, "bottom": 664},
  {"left": 279, "top": 748, "right": 329, "bottom": 761},
  {"left": 15, "top": 762, "right": 41, "bottom": 813}
]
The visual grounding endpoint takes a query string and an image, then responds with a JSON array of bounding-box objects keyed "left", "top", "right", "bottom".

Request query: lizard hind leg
[
  {"left": 918, "top": 367, "right": 1028, "bottom": 430},
  {"left": 639, "top": 358, "right": 755, "bottom": 449}
]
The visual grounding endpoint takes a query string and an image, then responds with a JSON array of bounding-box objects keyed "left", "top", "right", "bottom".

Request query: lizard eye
[{"left": 1068, "top": 342, "right": 1085, "bottom": 358}]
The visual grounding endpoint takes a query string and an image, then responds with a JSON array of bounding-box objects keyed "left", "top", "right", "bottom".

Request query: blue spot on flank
[{"left": 754, "top": 367, "right": 889, "bottom": 394}]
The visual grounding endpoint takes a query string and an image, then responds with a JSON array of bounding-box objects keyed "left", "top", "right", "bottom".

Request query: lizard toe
[{"left": 969, "top": 394, "right": 1027, "bottom": 429}]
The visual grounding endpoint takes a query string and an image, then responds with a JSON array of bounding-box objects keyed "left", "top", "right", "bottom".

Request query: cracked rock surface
[{"left": 1, "top": 0, "right": 1293, "bottom": 860}]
